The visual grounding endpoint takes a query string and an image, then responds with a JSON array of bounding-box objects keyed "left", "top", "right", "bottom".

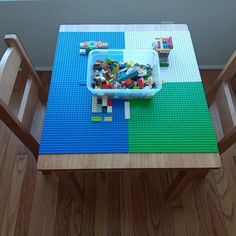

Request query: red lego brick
[
  {"left": 102, "top": 84, "right": 112, "bottom": 89},
  {"left": 107, "top": 100, "right": 112, "bottom": 106}
]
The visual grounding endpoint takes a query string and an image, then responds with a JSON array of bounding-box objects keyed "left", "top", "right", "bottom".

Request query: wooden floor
[{"left": 1, "top": 70, "right": 236, "bottom": 236}]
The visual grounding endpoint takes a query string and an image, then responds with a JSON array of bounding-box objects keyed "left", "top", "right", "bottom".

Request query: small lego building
[
  {"left": 152, "top": 37, "right": 173, "bottom": 67},
  {"left": 91, "top": 96, "right": 113, "bottom": 117},
  {"left": 80, "top": 41, "right": 108, "bottom": 54}
]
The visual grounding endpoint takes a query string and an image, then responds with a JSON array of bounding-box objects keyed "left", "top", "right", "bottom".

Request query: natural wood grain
[
  {"left": 200, "top": 69, "right": 221, "bottom": 94},
  {"left": 215, "top": 82, "right": 236, "bottom": 135},
  {"left": 4, "top": 34, "right": 47, "bottom": 104},
  {"left": 54, "top": 182, "right": 71, "bottom": 236},
  {"left": 0, "top": 88, "right": 30, "bottom": 234},
  {"left": 69, "top": 172, "right": 83, "bottom": 236},
  {"left": 28, "top": 172, "right": 58, "bottom": 236},
  {"left": 0, "top": 97, "right": 39, "bottom": 157},
  {"left": 119, "top": 172, "right": 135, "bottom": 236},
  {"left": 14, "top": 102, "right": 46, "bottom": 236},
  {"left": 14, "top": 153, "right": 37, "bottom": 236},
  {"left": 0, "top": 34, "right": 47, "bottom": 159},
  {"left": 166, "top": 170, "right": 199, "bottom": 201},
  {"left": 60, "top": 24, "right": 189, "bottom": 32},
  {"left": 94, "top": 172, "right": 108, "bottom": 236},
  {"left": 209, "top": 101, "right": 224, "bottom": 142},
  {"left": 54, "top": 171, "right": 83, "bottom": 200},
  {"left": 131, "top": 172, "right": 148, "bottom": 236},
  {"left": 107, "top": 172, "right": 121, "bottom": 235},
  {"left": 206, "top": 50, "right": 236, "bottom": 106},
  {"left": 218, "top": 126, "right": 236, "bottom": 154},
  {"left": 1, "top": 154, "right": 27, "bottom": 236},
  {"left": 38, "top": 153, "right": 221, "bottom": 170},
  {"left": 80, "top": 173, "right": 96, "bottom": 236},
  {"left": 0, "top": 47, "right": 21, "bottom": 105},
  {"left": 205, "top": 51, "right": 236, "bottom": 155}
]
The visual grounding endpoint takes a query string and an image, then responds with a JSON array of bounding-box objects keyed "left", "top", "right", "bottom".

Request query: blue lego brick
[{"left": 39, "top": 32, "right": 127, "bottom": 154}]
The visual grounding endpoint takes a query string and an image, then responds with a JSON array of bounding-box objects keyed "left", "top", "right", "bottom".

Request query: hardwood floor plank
[
  {"left": 107, "top": 172, "right": 121, "bottom": 236},
  {"left": 28, "top": 173, "right": 58, "bottom": 236},
  {"left": 181, "top": 184, "right": 201, "bottom": 236},
  {"left": 119, "top": 172, "right": 135, "bottom": 236},
  {"left": 80, "top": 172, "right": 96, "bottom": 236},
  {"left": 69, "top": 172, "right": 83, "bottom": 236},
  {"left": 1, "top": 153, "right": 27, "bottom": 236},
  {"left": 131, "top": 172, "right": 148, "bottom": 236},
  {"left": 212, "top": 157, "right": 236, "bottom": 236},
  {"left": 159, "top": 172, "right": 179, "bottom": 235},
  {"left": 94, "top": 172, "right": 108, "bottom": 236},
  {"left": 206, "top": 173, "right": 228, "bottom": 235},
  {"left": 193, "top": 177, "right": 219, "bottom": 236},
  {"left": 14, "top": 100, "right": 45, "bottom": 236},
  {"left": 0, "top": 136, "right": 21, "bottom": 234},
  {"left": 145, "top": 171, "right": 181, "bottom": 236},
  {"left": 54, "top": 182, "right": 72, "bottom": 236},
  {"left": 14, "top": 155, "right": 37, "bottom": 236}
]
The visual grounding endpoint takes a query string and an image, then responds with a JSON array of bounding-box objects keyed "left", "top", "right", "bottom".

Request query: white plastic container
[{"left": 87, "top": 49, "right": 161, "bottom": 99}]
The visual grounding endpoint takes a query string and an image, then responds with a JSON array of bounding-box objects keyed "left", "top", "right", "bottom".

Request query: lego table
[{"left": 37, "top": 24, "right": 221, "bottom": 201}]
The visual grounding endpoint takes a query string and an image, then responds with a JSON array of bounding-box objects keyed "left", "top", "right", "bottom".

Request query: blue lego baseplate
[{"left": 39, "top": 32, "right": 128, "bottom": 154}]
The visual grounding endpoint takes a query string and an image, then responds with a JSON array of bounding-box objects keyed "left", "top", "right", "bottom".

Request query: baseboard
[{"left": 35, "top": 65, "right": 224, "bottom": 72}]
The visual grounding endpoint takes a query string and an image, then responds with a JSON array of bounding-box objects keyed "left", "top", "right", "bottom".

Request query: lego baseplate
[{"left": 39, "top": 31, "right": 218, "bottom": 154}]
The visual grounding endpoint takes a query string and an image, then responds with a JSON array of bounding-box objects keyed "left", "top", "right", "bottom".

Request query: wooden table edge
[
  {"left": 59, "top": 24, "right": 189, "bottom": 32},
  {"left": 37, "top": 153, "right": 221, "bottom": 171}
]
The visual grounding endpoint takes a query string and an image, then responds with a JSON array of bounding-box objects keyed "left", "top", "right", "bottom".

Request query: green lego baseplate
[{"left": 128, "top": 82, "right": 218, "bottom": 153}]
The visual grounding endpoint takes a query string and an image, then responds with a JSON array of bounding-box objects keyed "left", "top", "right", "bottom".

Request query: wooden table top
[{"left": 37, "top": 24, "right": 221, "bottom": 171}]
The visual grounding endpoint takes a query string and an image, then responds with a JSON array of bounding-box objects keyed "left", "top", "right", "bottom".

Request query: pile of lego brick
[
  {"left": 152, "top": 37, "right": 173, "bottom": 67},
  {"left": 92, "top": 58, "right": 156, "bottom": 90}
]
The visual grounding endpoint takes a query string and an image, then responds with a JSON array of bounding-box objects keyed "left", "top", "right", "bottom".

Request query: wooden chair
[
  {"left": 206, "top": 50, "right": 236, "bottom": 155},
  {"left": 0, "top": 34, "right": 47, "bottom": 159}
]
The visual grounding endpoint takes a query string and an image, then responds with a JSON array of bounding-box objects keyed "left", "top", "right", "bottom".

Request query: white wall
[{"left": 0, "top": 0, "right": 236, "bottom": 69}]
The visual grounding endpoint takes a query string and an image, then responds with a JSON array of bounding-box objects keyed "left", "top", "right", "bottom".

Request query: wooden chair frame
[
  {"left": 0, "top": 34, "right": 47, "bottom": 158},
  {"left": 206, "top": 50, "right": 236, "bottom": 154}
]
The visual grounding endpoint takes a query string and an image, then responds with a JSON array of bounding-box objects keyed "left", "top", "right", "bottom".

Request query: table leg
[
  {"left": 166, "top": 169, "right": 209, "bottom": 201},
  {"left": 41, "top": 170, "right": 52, "bottom": 175},
  {"left": 55, "top": 171, "right": 83, "bottom": 200}
]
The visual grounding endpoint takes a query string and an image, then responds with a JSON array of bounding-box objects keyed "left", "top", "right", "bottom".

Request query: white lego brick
[
  {"left": 104, "top": 116, "right": 112, "bottom": 122},
  {"left": 102, "top": 96, "right": 108, "bottom": 106},
  {"left": 107, "top": 106, "right": 112, "bottom": 113},
  {"left": 124, "top": 101, "right": 130, "bottom": 119}
]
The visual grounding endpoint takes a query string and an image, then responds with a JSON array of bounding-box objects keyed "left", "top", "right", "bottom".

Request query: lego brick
[
  {"left": 104, "top": 116, "right": 112, "bottom": 122},
  {"left": 102, "top": 106, "right": 107, "bottom": 113},
  {"left": 102, "top": 96, "right": 108, "bottom": 106},
  {"left": 91, "top": 116, "right": 102, "bottom": 122},
  {"left": 125, "top": 102, "right": 130, "bottom": 119},
  {"left": 107, "top": 106, "right": 112, "bottom": 113},
  {"left": 160, "top": 62, "right": 169, "bottom": 67},
  {"left": 107, "top": 100, "right": 112, "bottom": 106}
]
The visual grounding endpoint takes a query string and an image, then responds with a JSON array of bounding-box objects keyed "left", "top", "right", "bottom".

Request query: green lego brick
[
  {"left": 91, "top": 116, "right": 102, "bottom": 122},
  {"left": 160, "top": 62, "right": 169, "bottom": 67},
  {"left": 128, "top": 82, "right": 218, "bottom": 153}
]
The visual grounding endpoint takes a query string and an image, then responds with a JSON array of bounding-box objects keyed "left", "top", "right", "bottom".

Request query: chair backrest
[
  {"left": 207, "top": 50, "right": 236, "bottom": 154},
  {"left": 0, "top": 34, "right": 47, "bottom": 158}
]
